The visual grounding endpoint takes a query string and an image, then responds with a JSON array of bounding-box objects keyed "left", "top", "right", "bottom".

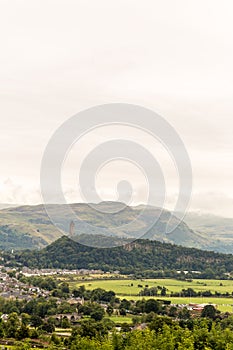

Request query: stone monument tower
[{"left": 69, "top": 220, "right": 75, "bottom": 237}]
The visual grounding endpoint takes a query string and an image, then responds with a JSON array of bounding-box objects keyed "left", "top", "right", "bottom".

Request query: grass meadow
[{"left": 68, "top": 277, "right": 233, "bottom": 312}]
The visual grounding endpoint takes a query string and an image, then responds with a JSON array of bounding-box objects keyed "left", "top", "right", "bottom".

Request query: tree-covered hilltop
[{"left": 5, "top": 235, "right": 233, "bottom": 277}]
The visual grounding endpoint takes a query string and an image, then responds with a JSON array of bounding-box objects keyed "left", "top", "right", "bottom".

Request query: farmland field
[
  {"left": 122, "top": 296, "right": 233, "bottom": 312},
  {"left": 71, "top": 278, "right": 233, "bottom": 295},
  {"left": 109, "top": 316, "right": 132, "bottom": 323},
  {"left": 67, "top": 277, "right": 233, "bottom": 312}
]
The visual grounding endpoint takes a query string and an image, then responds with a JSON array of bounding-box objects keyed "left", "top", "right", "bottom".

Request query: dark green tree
[
  {"left": 201, "top": 305, "right": 217, "bottom": 319},
  {"left": 145, "top": 299, "right": 160, "bottom": 314}
]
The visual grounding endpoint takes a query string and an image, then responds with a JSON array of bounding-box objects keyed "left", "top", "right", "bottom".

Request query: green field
[
  {"left": 69, "top": 278, "right": 233, "bottom": 312},
  {"left": 72, "top": 278, "right": 233, "bottom": 295},
  {"left": 122, "top": 296, "right": 233, "bottom": 312},
  {"left": 109, "top": 316, "right": 133, "bottom": 323}
]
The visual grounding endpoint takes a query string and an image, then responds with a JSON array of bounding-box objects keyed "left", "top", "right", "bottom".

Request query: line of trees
[{"left": 139, "top": 286, "right": 233, "bottom": 298}]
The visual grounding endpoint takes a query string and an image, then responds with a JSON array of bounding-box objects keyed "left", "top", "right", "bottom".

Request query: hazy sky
[{"left": 0, "top": 0, "right": 233, "bottom": 217}]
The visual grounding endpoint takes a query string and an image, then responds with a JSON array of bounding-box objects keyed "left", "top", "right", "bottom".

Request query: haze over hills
[
  {"left": 183, "top": 212, "right": 233, "bottom": 253},
  {"left": 0, "top": 201, "right": 232, "bottom": 253},
  {"left": 0, "top": 203, "right": 19, "bottom": 210}
]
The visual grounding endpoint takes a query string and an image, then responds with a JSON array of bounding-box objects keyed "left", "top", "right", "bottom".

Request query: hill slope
[
  {"left": 184, "top": 212, "right": 233, "bottom": 253},
  {"left": 8, "top": 235, "right": 233, "bottom": 277},
  {"left": 0, "top": 202, "right": 211, "bottom": 250}
]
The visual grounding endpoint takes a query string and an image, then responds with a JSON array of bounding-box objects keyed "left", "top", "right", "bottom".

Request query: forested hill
[{"left": 6, "top": 235, "right": 233, "bottom": 277}]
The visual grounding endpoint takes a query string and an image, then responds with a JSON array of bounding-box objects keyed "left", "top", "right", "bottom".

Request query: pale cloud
[
  {"left": 0, "top": 178, "right": 41, "bottom": 205},
  {"left": 0, "top": 0, "right": 233, "bottom": 216}
]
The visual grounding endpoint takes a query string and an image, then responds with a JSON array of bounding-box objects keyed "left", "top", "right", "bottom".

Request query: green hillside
[
  {"left": 0, "top": 202, "right": 212, "bottom": 250},
  {"left": 8, "top": 235, "right": 233, "bottom": 277}
]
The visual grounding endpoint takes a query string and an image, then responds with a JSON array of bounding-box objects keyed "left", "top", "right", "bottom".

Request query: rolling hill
[
  {"left": 183, "top": 212, "right": 233, "bottom": 254},
  {"left": 7, "top": 235, "right": 233, "bottom": 277},
  {"left": 0, "top": 202, "right": 211, "bottom": 250}
]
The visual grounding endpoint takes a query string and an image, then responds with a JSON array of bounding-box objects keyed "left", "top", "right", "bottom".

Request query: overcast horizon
[{"left": 1, "top": 1, "right": 233, "bottom": 218}]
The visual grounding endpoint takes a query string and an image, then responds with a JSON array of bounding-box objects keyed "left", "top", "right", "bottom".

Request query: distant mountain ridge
[
  {"left": 183, "top": 212, "right": 233, "bottom": 254},
  {"left": 0, "top": 202, "right": 232, "bottom": 253},
  {"left": 0, "top": 202, "right": 209, "bottom": 250}
]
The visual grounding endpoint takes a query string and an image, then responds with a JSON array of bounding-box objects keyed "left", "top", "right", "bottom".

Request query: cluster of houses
[
  {"left": 173, "top": 302, "right": 217, "bottom": 313},
  {"left": 0, "top": 265, "right": 108, "bottom": 302},
  {"left": 0, "top": 268, "right": 50, "bottom": 301},
  {"left": 20, "top": 266, "right": 104, "bottom": 277}
]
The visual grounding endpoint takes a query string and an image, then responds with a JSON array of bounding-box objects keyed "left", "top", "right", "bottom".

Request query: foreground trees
[
  {"left": 11, "top": 320, "right": 233, "bottom": 350},
  {"left": 1, "top": 281, "right": 233, "bottom": 349}
]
